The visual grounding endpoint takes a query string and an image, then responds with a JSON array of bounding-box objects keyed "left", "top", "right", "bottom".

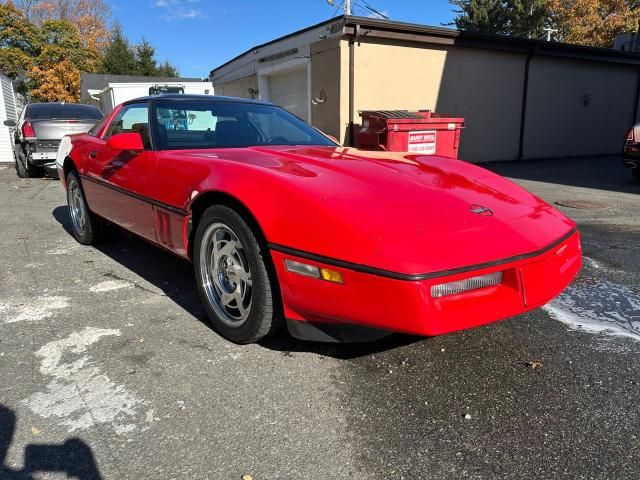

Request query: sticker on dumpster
[{"left": 408, "top": 130, "right": 437, "bottom": 154}]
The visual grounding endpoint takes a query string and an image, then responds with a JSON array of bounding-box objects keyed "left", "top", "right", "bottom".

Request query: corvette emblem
[{"left": 470, "top": 204, "right": 493, "bottom": 216}]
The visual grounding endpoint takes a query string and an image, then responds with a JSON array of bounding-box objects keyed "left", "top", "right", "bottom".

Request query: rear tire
[
  {"left": 14, "top": 150, "right": 42, "bottom": 178},
  {"left": 632, "top": 168, "right": 640, "bottom": 181},
  {"left": 66, "top": 170, "right": 105, "bottom": 245},
  {"left": 194, "top": 205, "right": 283, "bottom": 344}
]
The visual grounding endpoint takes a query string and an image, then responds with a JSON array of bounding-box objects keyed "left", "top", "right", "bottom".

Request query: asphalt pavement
[{"left": 0, "top": 155, "right": 639, "bottom": 479}]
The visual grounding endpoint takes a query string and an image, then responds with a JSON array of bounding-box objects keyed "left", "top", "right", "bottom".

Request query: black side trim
[
  {"left": 80, "top": 174, "right": 188, "bottom": 216},
  {"left": 268, "top": 227, "right": 579, "bottom": 282}
]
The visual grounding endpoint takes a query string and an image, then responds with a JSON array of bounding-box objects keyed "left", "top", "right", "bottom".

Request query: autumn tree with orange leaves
[
  {"left": 28, "top": 19, "right": 98, "bottom": 101},
  {"left": 0, "top": 1, "right": 99, "bottom": 101},
  {"left": 451, "top": 0, "right": 639, "bottom": 47},
  {"left": 548, "top": 0, "right": 640, "bottom": 47},
  {"left": 17, "top": 0, "right": 111, "bottom": 54}
]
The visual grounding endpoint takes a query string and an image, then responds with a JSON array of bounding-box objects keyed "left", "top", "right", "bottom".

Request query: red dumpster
[{"left": 357, "top": 110, "right": 465, "bottom": 158}]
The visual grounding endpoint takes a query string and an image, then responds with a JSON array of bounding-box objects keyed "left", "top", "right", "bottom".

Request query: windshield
[
  {"left": 153, "top": 100, "right": 337, "bottom": 150},
  {"left": 26, "top": 104, "right": 103, "bottom": 121}
]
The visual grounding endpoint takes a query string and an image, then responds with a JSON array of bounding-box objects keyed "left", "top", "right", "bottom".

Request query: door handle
[{"left": 89, "top": 150, "right": 97, "bottom": 159}]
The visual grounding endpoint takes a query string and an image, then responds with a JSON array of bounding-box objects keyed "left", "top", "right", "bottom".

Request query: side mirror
[
  {"left": 4, "top": 119, "right": 16, "bottom": 127},
  {"left": 107, "top": 132, "right": 144, "bottom": 151}
]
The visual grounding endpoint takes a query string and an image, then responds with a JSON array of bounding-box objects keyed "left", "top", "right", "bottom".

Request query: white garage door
[{"left": 268, "top": 67, "right": 308, "bottom": 121}]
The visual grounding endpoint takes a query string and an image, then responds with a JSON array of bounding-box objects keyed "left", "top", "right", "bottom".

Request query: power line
[{"left": 328, "top": 0, "right": 388, "bottom": 18}]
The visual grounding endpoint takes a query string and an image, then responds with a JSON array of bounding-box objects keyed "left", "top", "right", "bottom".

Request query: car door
[{"left": 82, "top": 102, "right": 159, "bottom": 242}]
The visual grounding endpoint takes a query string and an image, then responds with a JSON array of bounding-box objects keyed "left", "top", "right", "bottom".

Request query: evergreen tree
[
  {"left": 449, "top": 0, "right": 549, "bottom": 38},
  {"left": 135, "top": 39, "right": 157, "bottom": 76},
  {"left": 157, "top": 60, "right": 179, "bottom": 77},
  {"left": 100, "top": 24, "right": 135, "bottom": 74}
]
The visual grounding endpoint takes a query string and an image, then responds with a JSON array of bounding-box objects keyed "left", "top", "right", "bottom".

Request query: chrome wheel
[
  {"left": 68, "top": 178, "right": 87, "bottom": 236},
  {"left": 199, "top": 223, "right": 253, "bottom": 327}
]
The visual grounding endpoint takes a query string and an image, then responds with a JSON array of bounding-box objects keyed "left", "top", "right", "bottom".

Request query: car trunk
[{"left": 29, "top": 119, "right": 98, "bottom": 141}]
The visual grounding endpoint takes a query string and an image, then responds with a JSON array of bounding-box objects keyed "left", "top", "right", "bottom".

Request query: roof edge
[
  {"left": 343, "top": 15, "right": 640, "bottom": 64},
  {"left": 209, "top": 16, "right": 345, "bottom": 77}
]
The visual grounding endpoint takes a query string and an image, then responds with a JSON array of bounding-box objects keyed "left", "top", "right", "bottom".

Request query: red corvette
[{"left": 57, "top": 95, "right": 581, "bottom": 344}]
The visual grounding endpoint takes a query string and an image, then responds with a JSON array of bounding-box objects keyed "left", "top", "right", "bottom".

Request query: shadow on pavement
[
  {"left": 259, "top": 331, "right": 422, "bottom": 360},
  {"left": 481, "top": 155, "right": 640, "bottom": 195},
  {"left": 51, "top": 206, "right": 418, "bottom": 359},
  {"left": 0, "top": 405, "right": 103, "bottom": 480}
]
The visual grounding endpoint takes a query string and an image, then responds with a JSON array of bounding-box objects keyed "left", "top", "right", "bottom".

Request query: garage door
[{"left": 268, "top": 67, "right": 308, "bottom": 121}]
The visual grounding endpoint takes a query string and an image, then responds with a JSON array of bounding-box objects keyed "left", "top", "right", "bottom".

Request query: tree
[
  {"left": 16, "top": 0, "right": 111, "bottom": 54},
  {"left": 449, "top": 0, "right": 549, "bottom": 38},
  {"left": 548, "top": 0, "right": 640, "bottom": 47},
  {"left": 450, "top": 0, "right": 507, "bottom": 33},
  {"left": 0, "top": 2, "right": 39, "bottom": 78},
  {"left": 28, "top": 19, "right": 96, "bottom": 101},
  {"left": 100, "top": 24, "right": 136, "bottom": 74},
  {"left": 29, "top": 58, "right": 81, "bottom": 102},
  {"left": 135, "top": 39, "right": 157, "bottom": 76},
  {"left": 157, "top": 60, "right": 179, "bottom": 77}
]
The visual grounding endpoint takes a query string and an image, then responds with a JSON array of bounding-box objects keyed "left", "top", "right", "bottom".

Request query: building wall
[
  {"left": 523, "top": 56, "right": 638, "bottom": 159},
  {"left": 348, "top": 38, "right": 526, "bottom": 161},
  {"left": 214, "top": 75, "right": 258, "bottom": 100},
  {"left": 0, "top": 73, "right": 17, "bottom": 164},
  {"left": 211, "top": 33, "right": 640, "bottom": 162},
  {"left": 310, "top": 38, "right": 343, "bottom": 141}
]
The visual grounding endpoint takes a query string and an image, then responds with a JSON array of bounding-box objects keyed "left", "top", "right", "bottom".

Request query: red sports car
[{"left": 56, "top": 95, "right": 581, "bottom": 344}]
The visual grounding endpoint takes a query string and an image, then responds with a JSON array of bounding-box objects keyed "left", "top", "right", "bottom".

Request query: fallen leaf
[
  {"left": 526, "top": 361, "right": 542, "bottom": 370},
  {"left": 31, "top": 426, "right": 42, "bottom": 436},
  {"left": 241, "top": 475, "right": 253, "bottom": 480}
]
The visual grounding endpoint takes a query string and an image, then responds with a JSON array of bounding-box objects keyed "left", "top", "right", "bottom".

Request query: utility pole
[{"left": 345, "top": 0, "right": 351, "bottom": 15}]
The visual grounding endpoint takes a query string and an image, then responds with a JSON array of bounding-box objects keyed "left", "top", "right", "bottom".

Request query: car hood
[{"left": 192, "top": 146, "right": 577, "bottom": 274}]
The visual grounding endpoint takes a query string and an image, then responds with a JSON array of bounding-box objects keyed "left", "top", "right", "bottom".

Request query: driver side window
[{"left": 105, "top": 104, "right": 151, "bottom": 148}]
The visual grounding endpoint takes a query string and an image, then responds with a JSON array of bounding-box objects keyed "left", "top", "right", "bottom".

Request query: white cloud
[{"left": 153, "top": 0, "right": 203, "bottom": 20}]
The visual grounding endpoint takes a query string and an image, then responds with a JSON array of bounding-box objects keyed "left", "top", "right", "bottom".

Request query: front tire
[
  {"left": 194, "top": 205, "right": 282, "bottom": 344},
  {"left": 66, "top": 170, "right": 105, "bottom": 245}
]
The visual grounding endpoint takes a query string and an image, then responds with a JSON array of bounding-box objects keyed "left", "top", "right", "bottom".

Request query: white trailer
[
  {"left": 89, "top": 81, "right": 214, "bottom": 113},
  {"left": 0, "top": 73, "right": 18, "bottom": 164}
]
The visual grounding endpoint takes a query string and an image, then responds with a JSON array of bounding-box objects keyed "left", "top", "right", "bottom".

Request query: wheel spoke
[
  {"left": 217, "top": 240, "right": 236, "bottom": 259},
  {"left": 233, "top": 290, "right": 248, "bottom": 316},
  {"left": 199, "top": 222, "right": 253, "bottom": 327},
  {"left": 235, "top": 266, "right": 251, "bottom": 285},
  {"left": 220, "top": 291, "right": 235, "bottom": 307}
]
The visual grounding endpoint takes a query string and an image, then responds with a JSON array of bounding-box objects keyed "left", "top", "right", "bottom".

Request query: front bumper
[{"left": 272, "top": 230, "right": 581, "bottom": 337}]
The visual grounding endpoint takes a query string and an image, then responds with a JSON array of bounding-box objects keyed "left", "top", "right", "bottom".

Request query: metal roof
[{"left": 209, "top": 15, "right": 640, "bottom": 76}]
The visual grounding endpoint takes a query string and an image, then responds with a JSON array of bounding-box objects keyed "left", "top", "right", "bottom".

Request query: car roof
[
  {"left": 123, "top": 94, "right": 274, "bottom": 106},
  {"left": 27, "top": 102, "right": 99, "bottom": 108}
]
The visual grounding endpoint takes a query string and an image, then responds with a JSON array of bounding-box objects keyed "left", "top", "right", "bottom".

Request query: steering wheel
[{"left": 265, "top": 136, "right": 289, "bottom": 145}]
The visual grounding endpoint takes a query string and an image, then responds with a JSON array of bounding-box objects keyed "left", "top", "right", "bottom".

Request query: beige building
[{"left": 210, "top": 16, "right": 640, "bottom": 162}]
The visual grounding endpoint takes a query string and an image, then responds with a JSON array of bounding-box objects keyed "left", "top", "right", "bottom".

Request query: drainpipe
[
  {"left": 518, "top": 50, "right": 534, "bottom": 160},
  {"left": 348, "top": 24, "right": 360, "bottom": 147}
]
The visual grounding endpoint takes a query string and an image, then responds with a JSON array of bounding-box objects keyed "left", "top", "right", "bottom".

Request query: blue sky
[{"left": 107, "top": 0, "right": 456, "bottom": 78}]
